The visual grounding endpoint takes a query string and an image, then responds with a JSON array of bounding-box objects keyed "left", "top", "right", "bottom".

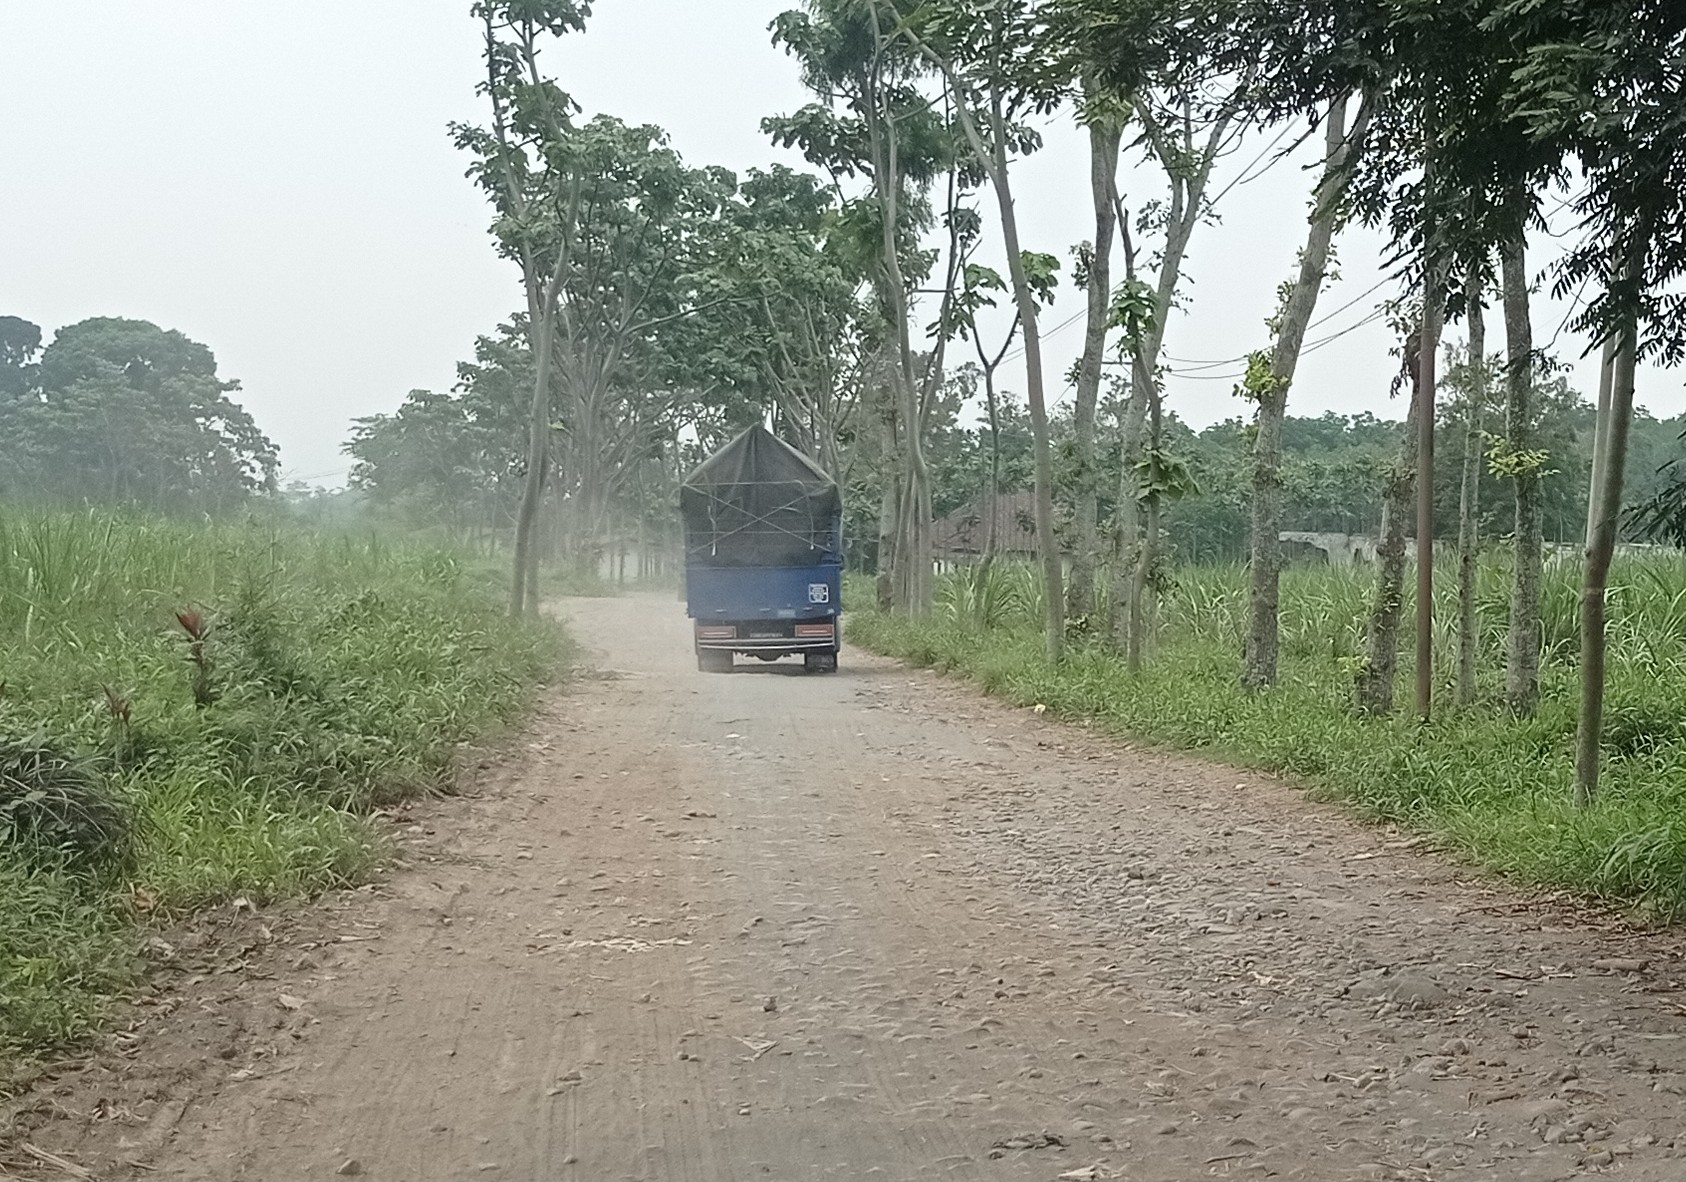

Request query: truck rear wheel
[{"left": 803, "top": 650, "right": 838, "bottom": 674}]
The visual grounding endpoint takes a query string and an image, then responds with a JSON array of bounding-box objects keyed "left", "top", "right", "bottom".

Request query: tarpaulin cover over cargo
[{"left": 680, "top": 426, "right": 842, "bottom": 568}]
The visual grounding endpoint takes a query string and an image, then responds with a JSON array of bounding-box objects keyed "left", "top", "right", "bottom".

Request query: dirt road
[{"left": 13, "top": 595, "right": 1686, "bottom": 1181}]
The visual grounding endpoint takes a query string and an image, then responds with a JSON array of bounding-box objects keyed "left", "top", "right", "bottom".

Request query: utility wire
[
  {"left": 993, "top": 124, "right": 1304, "bottom": 370},
  {"left": 998, "top": 306, "right": 1088, "bottom": 365},
  {"left": 1543, "top": 270, "right": 1595, "bottom": 355},
  {"left": 1205, "top": 120, "right": 1310, "bottom": 210},
  {"left": 1156, "top": 274, "right": 1397, "bottom": 372},
  {"left": 1158, "top": 305, "right": 1391, "bottom": 383}
]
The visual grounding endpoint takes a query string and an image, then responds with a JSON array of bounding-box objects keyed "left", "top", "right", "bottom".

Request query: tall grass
[
  {"left": 0, "top": 508, "right": 567, "bottom": 1061},
  {"left": 851, "top": 552, "right": 1686, "bottom": 918}
]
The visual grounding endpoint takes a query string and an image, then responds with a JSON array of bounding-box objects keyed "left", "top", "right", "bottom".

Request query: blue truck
[{"left": 680, "top": 425, "right": 842, "bottom": 674}]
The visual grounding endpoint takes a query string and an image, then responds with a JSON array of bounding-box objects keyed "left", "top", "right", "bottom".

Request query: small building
[
  {"left": 933, "top": 490, "right": 1060, "bottom": 570},
  {"left": 1278, "top": 531, "right": 1444, "bottom": 565},
  {"left": 1278, "top": 531, "right": 1380, "bottom": 566}
]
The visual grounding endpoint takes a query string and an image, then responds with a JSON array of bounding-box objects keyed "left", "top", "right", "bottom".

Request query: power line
[
  {"left": 998, "top": 306, "right": 1087, "bottom": 365},
  {"left": 1544, "top": 270, "right": 1595, "bottom": 355},
  {"left": 1156, "top": 273, "right": 1401, "bottom": 373},
  {"left": 1306, "top": 273, "right": 1398, "bottom": 331},
  {"left": 1160, "top": 350, "right": 1249, "bottom": 373},
  {"left": 1206, "top": 119, "right": 1310, "bottom": 210},
  {"left": 1159, "top": 304, "right": 1390, "bottom": 384}
]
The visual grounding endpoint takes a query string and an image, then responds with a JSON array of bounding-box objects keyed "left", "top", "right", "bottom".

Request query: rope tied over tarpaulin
[{"left": 680, "top": 426, "right": 841, "bottom": 568}]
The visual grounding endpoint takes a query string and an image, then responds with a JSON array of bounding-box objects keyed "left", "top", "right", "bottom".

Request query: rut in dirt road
[{"left": 42, "top": 594, "right": 1686, "bottom": 1181}]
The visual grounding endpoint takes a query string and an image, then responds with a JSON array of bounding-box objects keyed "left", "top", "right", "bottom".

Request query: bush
[
  {"left": 0, "top": 735, "right": 132, "bottom": 873},
  {"left": 0, "top": 508, "right": 568, "bottom": 1059}
]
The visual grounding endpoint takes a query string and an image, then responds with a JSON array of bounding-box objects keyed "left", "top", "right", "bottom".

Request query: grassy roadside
[
  {"left": 845, "top": 560, "right": 1686, "bottom": 919},
  {"left": 1, "top": 509, "right": 568, "bottom": 1061}
]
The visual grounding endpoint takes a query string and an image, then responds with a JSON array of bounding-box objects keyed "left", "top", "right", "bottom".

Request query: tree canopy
[{"left": 0, "top": 316, "right": 278, "bottom": 512}]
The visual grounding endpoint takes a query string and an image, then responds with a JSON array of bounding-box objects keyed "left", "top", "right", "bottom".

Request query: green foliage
[
  {"left": 1107, "top": 278, "right": 1158, "bottom": 353},
  {"left": 346, "top": 378, "right": 523, "bottom": 542},
  {"left": 1221, "top": 0, "right": 1686, "bottom": 361},
  {"left": 0, "top": 860, "right": 132, "bottom": 1058},
  {"left": 454, "top": 10, "right": 748, "bottom": 570},
  {"left": 0, "top": 317, "right": 278, "bottom": 513},
  {"left": 1135, "top": 443, "right": 1199, "bottom": 501},
  {"left": 1018, "top": 250, "right": 1061, "bottom": 302},
  {"left": 765, "top": 1, "right": 952, "bottom": 234},
  {"left": 1629, "top": 427, "right": 1686, "bottom": 547},
  {"left": 852, "top": 553, "right": 1686, "bottom": 918},
  {"left": 0, "top": 508, "right": 567, "bottom": 1059},
  {"left": 1484, "top": 435, "right": 1554, "bottom": 480},
  {"left": 1233, "top": 350, "right": 1288, "bottom": 406},
  {"left": 0, "top": 736, "right": 132, "bottom": 874}
]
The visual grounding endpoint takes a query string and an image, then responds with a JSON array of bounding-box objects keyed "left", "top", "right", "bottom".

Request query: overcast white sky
[{"left": 2, "top": 2, "right": 1677, "bottom": 484}]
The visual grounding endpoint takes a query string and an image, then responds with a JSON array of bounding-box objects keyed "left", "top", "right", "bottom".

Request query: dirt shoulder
[{"left": 6, "top": 593, "right": 1686, "bottom": 1181}]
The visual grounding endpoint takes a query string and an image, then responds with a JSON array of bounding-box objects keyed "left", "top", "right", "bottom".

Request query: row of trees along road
[{"left": 354, "top": 0, "right": 1686, "bottom": 809}]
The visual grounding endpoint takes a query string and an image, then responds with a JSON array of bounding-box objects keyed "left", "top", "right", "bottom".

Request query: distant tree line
[{"left": 847, "top": 360, "right": 1686, "bottom": 570}]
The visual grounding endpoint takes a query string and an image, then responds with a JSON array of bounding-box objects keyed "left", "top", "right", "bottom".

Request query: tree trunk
[
  {"left": 1501, "top": 238, "right": 1542, "bottom": 714},
  {"left": 1585, "top": 338, "right": 1618, "bottom": 552},
  {"left": 861, "top": 17, "right": 928, "bottom": 616},
  {"left": 1117, "top": 375, "right": 1148, "bottom": 668},
  {"left": 982, "top": 87, "right": 1063, "bottom": 660},
  {"left": 1110, "top": 381, "right": 1145, "bottom": 654},
  {"left": 1242, "top": 376, "right": 1289, "bottom": 688},
  {"left": 1242, "top": 97, "right": 1355, "bottom": 689},
  {"left": 875, "top": 376, "right": 899, "bottom": 611},
  {"left": 1415, "top": 271, "right": 1443, "bottom": 720},
  {"left": 1355, "top": 392, "right": 1420, "bottom": 716},
  {"left": 1131, "top": 366, "right": 1163, "bottom": 667},
  {"left": 1067, "top": 117, "right": 1123, "bottom": 627},
  {"left": 1574, "top": 284, "right": 1640, "bottom": 805},
  {"left": 1123, "top": 103, "right": 1233, "bottom": 664},
  {"left": 912, "top": 460, "right": 934, "bottom": 613},
  {"left": 1456, "top": 272, "right": 1485, "bottom": 706},
  {"left": 976, "top": 360, "right": 1004, "bottom": 627},
  {"left": 511, "top": 291, "right": 556, "bottom": 618}
]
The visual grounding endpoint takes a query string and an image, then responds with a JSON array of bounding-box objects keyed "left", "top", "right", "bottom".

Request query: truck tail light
[
  {"left": 697, "top": 625, "right": 737, "bottom": 639},
  {"left": 794, "top": 624, "right": 835, "bottom": 638}
]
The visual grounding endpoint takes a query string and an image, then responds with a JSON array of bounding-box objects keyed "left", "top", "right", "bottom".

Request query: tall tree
[
  {"left": 460, "top": 4, "right": 735, "bottom": 595},
  {"left": 1124, "top": 90, "right": 1242, "bottom": 671},
  {"left": 0, "top": 316, "right": 43, "bottom": 494},
  {"left": 1575, "top": 289, "right": 1640, "bottom": 803},
  {"left": 1497, "top": 239, "right": 1543, "bottom": 713},
  {"left": 536, "top": 122, "right": 729, "bottom": 572},
  {"left": 0, "top": 315, "right": 41, "bottom": 401},
  {"left": 767, "top": 0, "right": 953, "bottom": 616},
  {"left": 453, "top": 0, "right": 591, "bottom": 615},
  {"left": 904, "top": 0, "right": 1069, "bottom": 659},
  {"left": 1454, "top": 276, "right": 1487, "bottom": 706},
  {"left": 1354, "top": 324, "right": 1422, "bottom": 717},
  {"left": 1414, "top": 258, "right": 1444, "bottom": 721},
  {"left": 1065, "top": 85, "right": 1126, "bottom": 626},
  {"left": 1240, "top": 93, "right": 1371, "bottom": 689},
  {"left": 711, "top": 166, "right": 873, "bottom": 480},
  {"left": 937, "top": 257, "right": 1055, "bottom": 616},
  {"left": 0, "top": 317, "right": 277, "bottom": 512},
  {"left": 346, "top": 387, "right": 518, "bottom": 543}
]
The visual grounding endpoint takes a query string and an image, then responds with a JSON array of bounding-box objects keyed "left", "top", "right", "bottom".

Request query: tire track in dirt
[{"left": 8, "top": 593, "right": 1686, "bottom": 1181}]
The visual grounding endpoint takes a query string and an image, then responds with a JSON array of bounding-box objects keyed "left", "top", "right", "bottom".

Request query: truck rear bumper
[{"left": 694, "top": 620, "right": 838, "bottom": 653}]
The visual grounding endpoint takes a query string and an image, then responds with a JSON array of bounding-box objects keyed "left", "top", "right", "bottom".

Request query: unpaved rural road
[{"left": 13, "top": 595, "right": 1686, "bottom": 1181}]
